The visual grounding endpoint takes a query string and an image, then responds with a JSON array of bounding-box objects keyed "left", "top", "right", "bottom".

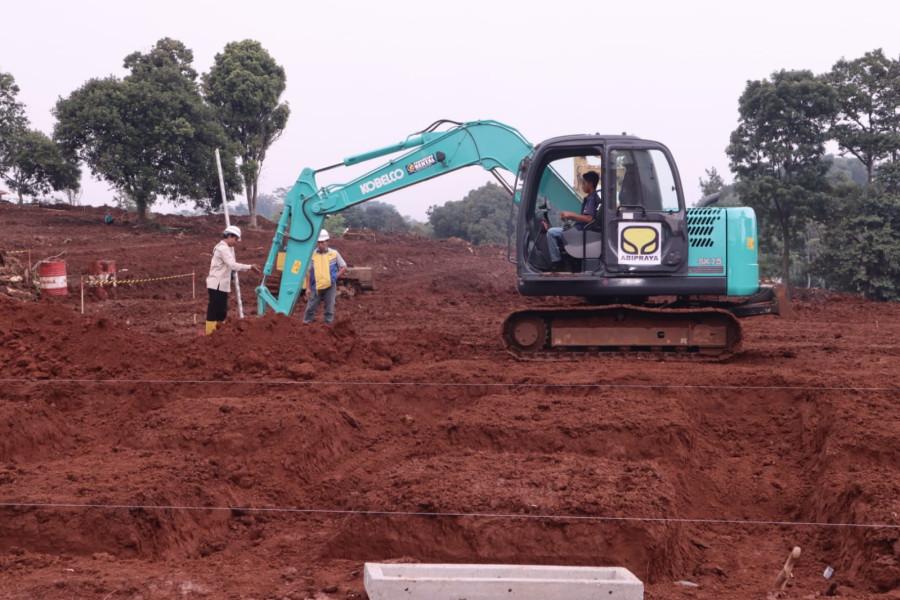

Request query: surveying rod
[{"left": 216, "top": 148, "right": 244, "bottom": 318}]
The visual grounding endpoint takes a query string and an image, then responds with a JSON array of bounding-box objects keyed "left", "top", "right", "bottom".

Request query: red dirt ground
[{"left": 0, "top": 202, "right": 898, "bottom": 600}]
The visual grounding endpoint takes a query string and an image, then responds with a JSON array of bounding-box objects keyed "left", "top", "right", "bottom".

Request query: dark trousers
[
  {"left": 207, "top": 288, "right": 229, "bottom": 322},
  {"left": 303, "top": 284, "right": 337, "bottom": 323}
]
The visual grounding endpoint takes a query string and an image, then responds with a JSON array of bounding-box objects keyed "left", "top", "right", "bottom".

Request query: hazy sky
[{"left": 3, "top": 0, "right": 897, "bottom": 220}]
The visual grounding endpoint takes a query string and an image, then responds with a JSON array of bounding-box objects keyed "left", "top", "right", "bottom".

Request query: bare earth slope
[{"left": 1, "top": 202, "right": 899, "bottom": 599}]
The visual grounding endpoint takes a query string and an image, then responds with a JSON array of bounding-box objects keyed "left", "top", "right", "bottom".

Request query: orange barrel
[{"left": 38, "top": 261, "right": 68, "bottom": 296}]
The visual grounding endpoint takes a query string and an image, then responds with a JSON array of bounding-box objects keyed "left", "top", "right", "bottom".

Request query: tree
[
  {"left": 873, "top": 158, "right": 900, "bottom": 194},
  {"left": 698, "top": 166, "right": 725, "bottom": 198},
  {"left": 62, "top": 187, "right": 83, "bottom": 206},
  {"left": 826, "top": 49, "right": 900, "bottom": 184},
  {"left": 814, "top": 184, "right": 900, "bottom": 301},
  {"left": 54, "top": 38, "right": 241, "bottom": 221},
  {"left": 254, "top": 186, "right": 290, "bottom": 220},
  {"left": 825, "top": 154, "right": 868, "bottom": 186},
  {"left": 428, "top": 182, "right": 514, "bottom": 245},
  {"left": 1, "top": 73, "right": 80, "bottom": 203},
  {"left": 203, "top": 40, "right": 290, "bottom": 228},
  {"left": 3, "top": 129, "right": 80, "bottom": 203},
  {"left": 342, "top": 201, "right": 409, "bottom": 233},
  {"left": 324, "top": 213, "right": 346, "bottom": 236},
  {"left": 726, "top": 69, "right": 837, "bottom": 291},
  {"left": 0, "top": 71, "right": 28, "bottom": 177}
]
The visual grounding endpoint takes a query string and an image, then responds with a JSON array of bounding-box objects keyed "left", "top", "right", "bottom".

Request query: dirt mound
[{"left": 0, "top": 202, "right": 898, "bottom": 599}]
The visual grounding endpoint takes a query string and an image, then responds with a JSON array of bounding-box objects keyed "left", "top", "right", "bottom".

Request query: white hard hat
[
  {"left": 318, "top": 230, "right": 329, "bottom": 242},
  {"left": 223, "top": 225, "right": 242, "bottom": 240}
]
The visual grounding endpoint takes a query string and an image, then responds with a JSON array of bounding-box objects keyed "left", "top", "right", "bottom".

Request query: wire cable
[
  {"left": 0, "top": 378, "right": 897, "bottom": 392},
  {"left": 0, "top": 501, "right": 896, "bottom": 530}
]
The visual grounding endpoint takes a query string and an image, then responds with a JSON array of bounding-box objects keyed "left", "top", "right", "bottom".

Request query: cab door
[{"left": 603, "top": 145, "right": 688, "bottom": 274}]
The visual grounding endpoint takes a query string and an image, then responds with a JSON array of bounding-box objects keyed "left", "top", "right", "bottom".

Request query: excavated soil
[{"left": 0, "top": 202, "right": 899, "bottom": 600}]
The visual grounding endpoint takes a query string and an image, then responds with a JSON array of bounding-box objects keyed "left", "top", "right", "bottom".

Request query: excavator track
[{"left": 502, "top": 305, "right": 742, "bottom": 360}]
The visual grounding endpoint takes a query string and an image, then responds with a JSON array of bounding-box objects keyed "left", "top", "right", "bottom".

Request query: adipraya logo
[{"left": 620, "top": 225, "right": 659, "bottom": 255}]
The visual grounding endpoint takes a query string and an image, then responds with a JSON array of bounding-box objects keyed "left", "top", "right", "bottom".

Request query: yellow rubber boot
[{"left": 205, "top": 321, "right": 217, "bottom": 335}]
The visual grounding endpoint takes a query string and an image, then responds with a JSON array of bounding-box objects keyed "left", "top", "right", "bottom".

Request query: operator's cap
[
  {"left": 318, "top": 230, "right": 329, "bottom": 242},
  {"left": 223, "top": 225, "right": 242, "bottom": 240}
]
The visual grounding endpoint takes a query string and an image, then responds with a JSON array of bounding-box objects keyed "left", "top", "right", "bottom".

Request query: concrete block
[{"left": 364, "top": 562, "right": 643, "bottom": 600}]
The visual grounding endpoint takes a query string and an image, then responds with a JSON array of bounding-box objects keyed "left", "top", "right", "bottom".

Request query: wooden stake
[{"left": 775, "top": 546, "right": 801, "bottom": 590}]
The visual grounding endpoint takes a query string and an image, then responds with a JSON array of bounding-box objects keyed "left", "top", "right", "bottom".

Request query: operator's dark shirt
[{"left": 575, "top": 191, "right": 600, "bottom": 231}]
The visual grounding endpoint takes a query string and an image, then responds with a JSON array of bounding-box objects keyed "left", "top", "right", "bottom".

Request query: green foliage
[
  {"left": 2, "top": 128, "right": 80, "bottom": 202},
  {"left": 428, "top": 182, "right": 514, "bottom": 245},
  {"left": 0, "top": 71, "right": 28, "bottom": 179},
  {"left": 254, "top": 186, "right": 290, "bottom": 220},
  {"left": 405, "top": 218, "right": 432, "bottom": 237},
  {"left": 873, "top": 159, "right": 900, "bottom": 193},
  {"left": 727, "top": 51, "right": 900, "bottom": 300},
  {"left": 0, "top": 72, "right": 26, "bottom": 134},
  {"left": 727, "top": 69, "right": 837, "bottom": 291},
  {"left": 826, "top": 154, "right": 868, "bottom": 186},
  {"left": 713, "top": 184, "right": 742, "bottom": 207},
  {"left": 698, "top": 166, "right": 725, "bottom": 198},
  {"left": 203, "top": 40, "right": 290, "bottom": 228},
  {"left": 53, "top": 38, "right": 241, "bottom": 221},
  {"left": 813, "top": 185, "right": 900, "bottom": 301},
  {"left": 341, "top": 200, "right": 409, "bottom": 232},
  {"left": 230, "top": 203, "right": 250, "bottom": 216},
  {"left": 324, "top": 214, "right": 346, "bottom": 235},
  {"left": 826, "top": 49, "right": 900, "bottom": 184},
  {"left": 113, "top": 193, "right": 137, "bottom": 212}
]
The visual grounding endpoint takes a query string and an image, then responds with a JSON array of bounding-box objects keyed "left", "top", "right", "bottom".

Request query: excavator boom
[{"left": 256, "top": 120, "right": 578, "bottom": 316}]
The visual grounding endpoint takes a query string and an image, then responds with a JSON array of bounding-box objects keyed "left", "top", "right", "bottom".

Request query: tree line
[
  {"left": 720, "top": 48, "right": 900, "bottom": 301},
  {"left": 0, "top": 38, "right": 288, "bottom": 226},
  {"left": 0, "top": 72, "right": 79, "bottom": 203}
]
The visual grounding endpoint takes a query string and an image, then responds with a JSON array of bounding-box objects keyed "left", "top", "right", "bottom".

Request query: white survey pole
[
  {"left": 216, "top": 148, "right": 244, "bottom": 318},
  {"left": 216, "top": 149, "right": 231, "bottom": 227}
]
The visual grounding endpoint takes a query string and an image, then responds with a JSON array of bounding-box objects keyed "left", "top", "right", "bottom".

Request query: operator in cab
[{"left": 546, "top": 170, "right": 600, "bottom": 271}]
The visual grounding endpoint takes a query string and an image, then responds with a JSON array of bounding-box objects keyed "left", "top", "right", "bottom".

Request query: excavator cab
[
  {"left": 516, "top": 135, "right": 689, "bottom": 295},
  {"left": 505, "top": 135, "right": 748, "bottom": 356}
]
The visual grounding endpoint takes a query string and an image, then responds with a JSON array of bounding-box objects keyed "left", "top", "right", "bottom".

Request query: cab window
[{"left": 612, "top": 149, "right": 680, "bottom": 212}]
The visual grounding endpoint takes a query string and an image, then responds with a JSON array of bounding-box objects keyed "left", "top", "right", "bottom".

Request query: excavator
[{"left": 256, "top": 119, "right": 783, "bottom": 357}]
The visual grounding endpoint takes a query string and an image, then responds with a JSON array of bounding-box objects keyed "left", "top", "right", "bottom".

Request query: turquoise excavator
[{"left": 256, "top": 119, "right": 784, "bottom": 357}]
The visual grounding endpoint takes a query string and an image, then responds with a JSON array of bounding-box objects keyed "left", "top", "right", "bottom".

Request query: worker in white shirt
[{"left": 205, "top": 225, "right": 259, "bottom": 334}]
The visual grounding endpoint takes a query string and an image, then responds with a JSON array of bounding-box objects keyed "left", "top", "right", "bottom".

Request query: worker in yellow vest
[{"left": 301, "top": 229, "right": 347, "bottom": 324}]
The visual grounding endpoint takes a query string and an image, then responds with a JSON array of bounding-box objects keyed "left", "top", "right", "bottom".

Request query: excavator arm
[{"left": 256, "top": 119, "right": 580, "bottom": 315}]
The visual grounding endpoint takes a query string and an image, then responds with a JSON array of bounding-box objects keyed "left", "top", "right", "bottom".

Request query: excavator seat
[{"left": 560, "top": 226, "right": 603, "bottom": 259}]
